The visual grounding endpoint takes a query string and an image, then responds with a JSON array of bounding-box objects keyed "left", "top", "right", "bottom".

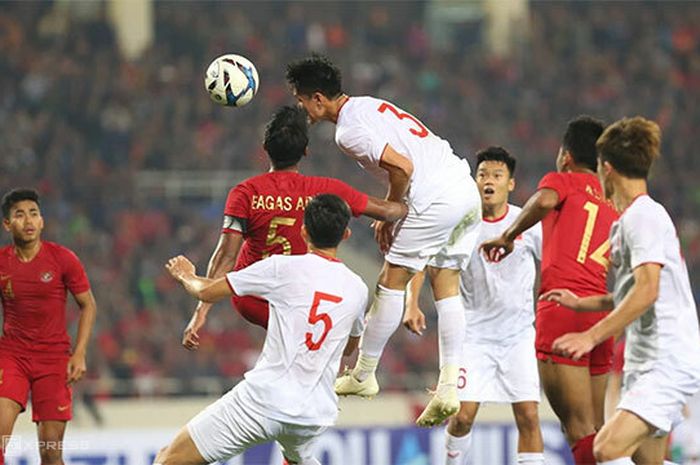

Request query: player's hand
[
  {"left": 67, "top": 351, "right": 87, "bottom": 385},
  {"left": 166, "top": 255, "right": 196, "bottom": 281},
  {"left": 539, "top": 289, "right": 580, "bottom": 310},
  {"left": 552, "top": 331, "right": 596, "bottom": 361},
  {"left": 480, "top": 235, "right": 514, "bottom": 262},
  {"left": 373, "top": 220, "right": 395, "bottom": 254},
  {"left": 182, "top": 306, "right": 209, "bottom": 351},
  {"left": 403, "top": 306, "right": 427, "bottom": 336}
]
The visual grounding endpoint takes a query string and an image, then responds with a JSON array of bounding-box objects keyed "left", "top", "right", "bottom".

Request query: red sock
[{"left": 571, "top": 433, "right": 596, "bottom": 465}]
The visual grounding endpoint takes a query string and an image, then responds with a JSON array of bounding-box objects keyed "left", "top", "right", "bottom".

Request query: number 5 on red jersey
[{"left": 305, "top": 291, "right": 342, "bottom": 351}]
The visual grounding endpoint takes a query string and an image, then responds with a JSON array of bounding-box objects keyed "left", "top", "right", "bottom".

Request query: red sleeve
[
  {"left": 537, "top": 172, "right": 569, "bottom": 205},
  {"left": 222, "top": 183, "right": 251, "bottom": 233},
  {"left": 323, "top": 178, "right": 369, "bottom": 217},
  {"left": 60, "top": 247, "right": 90, "bottom": 295}
]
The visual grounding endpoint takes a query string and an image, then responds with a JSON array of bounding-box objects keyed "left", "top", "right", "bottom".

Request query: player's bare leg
[
  {"left": 153, "top": 427, "right": 206, "bottom": 465},
  {"left": 416, "top": 266, "right": 464, "bottom": 427},
  {"left": 539, "top": 361, "right": 596, "bottom": 443},
  {"left": 37, "top": 420, "right": 67, "bottom": 465},
  {"left": 631, "top": 435, "right": 667, "bottom": 465},
  {"left": 0, "top": 398, "right": 22, "bottom": 462},
  {"left": 591, "top": 373, "right": 609, "bottom": 430},
  {"left": 335, "top": 262, "right": 412, "bottom": 398},
  {"left": 445, "top": 402, "right": 480, "bottom": 465},
  {"left": 512, "top": 402, "right": 546, "bottom": 464},
  {"left": 593, "top": 409, "right": 657, "bottom": 464},
  {"left": 604, "top": 371, "right": 623, "bottom": 421}
]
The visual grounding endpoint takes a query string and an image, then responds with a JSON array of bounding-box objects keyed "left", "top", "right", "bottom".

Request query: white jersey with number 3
[
  {"left": 225, "top": 253, "right": 368, "bottom": 426},
  {"left": 335, "top": 96, "right": 472, "bottom": 214},
  {"left": 461, "top": 205, "right": 542, "bottom": 345}
]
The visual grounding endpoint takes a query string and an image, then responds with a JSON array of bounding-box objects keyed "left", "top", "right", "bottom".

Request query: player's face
[
  {"left": 597, "top": 158, "right": 615, "bottom": 199},
  {"left": 475, "top": 161, "right": 514, "bottom": 208},
  {"left": 556, "top": 146, "right": 567, "bottom": 172},
  {"left": 3, "top": 200, "right": 44, "bottom": 244},
  {"left": 293, "top": 90, "right": 324, "bottom": 124}
]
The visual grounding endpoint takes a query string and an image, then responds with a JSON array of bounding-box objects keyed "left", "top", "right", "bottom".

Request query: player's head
[
  {"left": 475, "top": 146, "right": 516, "bottom": 211},
  {"left": 263, "top": 106, "right": 309, "bottom": 170},
  {"left": 286, "top": 54, "right": 343, "bottom": 124},
  {"left": 557, "top": 116, "right": 605, "bottom": 173},
  {"left": 2, "top": 188, "right": 43, "bottom": 244},
  {"left": 302, "top": 194, "right": 351, "bottom": 249},
  {"left": 596, "top": 116, "right": 661, "bottom": 198}
]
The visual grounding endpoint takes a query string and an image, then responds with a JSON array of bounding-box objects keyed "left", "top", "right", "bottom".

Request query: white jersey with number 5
[
  {"left": 225, "top": 252, "right": 368, "bottom": 426},
  {"left": 461, "top": 205, "right": 542, "bottom": 345},
  {"left": 335, "top": 96, "right": 472, "bottom": 214}
]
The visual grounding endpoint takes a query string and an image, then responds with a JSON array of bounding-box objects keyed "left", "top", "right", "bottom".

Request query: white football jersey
[
  {"left": 335, "top": 96, "right": 472, "bottom": 214},
  {"left": 460, "top": 205, "right": 542, "bottom": 345},
  {"left": 610, "top": 195, "right": 700, "bottom": 375},
  {"left": 225, "top": 253, "right": 368, "bottom": 426}
]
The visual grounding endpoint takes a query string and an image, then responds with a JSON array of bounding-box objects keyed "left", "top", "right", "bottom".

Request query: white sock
[
  {"left": 353, "top": 285, "right": 405, "bottom": 380},
  {"left": 517, "top": 452, "right": 545, "bottom": 464},
  {"left": 445, "top": 431, "right": 472, "bottom": 465},
  {"left": 597, "top": 458, "right": 634, "bottom": 465},
  {"left": 663, "top": 461, "right": 679, "bottom": 465},
  {"left": 435, "top": 296, "right": 465, "bottom": 368}
]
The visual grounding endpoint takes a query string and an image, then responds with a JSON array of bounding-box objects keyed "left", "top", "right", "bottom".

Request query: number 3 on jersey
[
  {"left": 577, "top": 201, "right": 610, "bottom": 270},
  {"left": 305, "top": 291, "right": 342, "bottom": 351},
  {"left": 377, "top": 102, "right": 429, "bottom": 138}
]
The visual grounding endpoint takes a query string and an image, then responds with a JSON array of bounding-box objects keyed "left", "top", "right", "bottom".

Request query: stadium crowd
[{"left": 1, "top": 1, "right": 699, "bottom": 397}]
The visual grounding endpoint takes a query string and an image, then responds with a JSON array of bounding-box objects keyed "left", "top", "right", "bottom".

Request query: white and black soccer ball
[{"left": 204, "top": 54, "right": 259, "bottom": 107}]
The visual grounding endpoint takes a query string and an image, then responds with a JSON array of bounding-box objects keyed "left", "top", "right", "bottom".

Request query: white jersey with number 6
[
  {"left": 334, "top": 96, "right": 471, "bottom": 214},
  {"left": 225, "top": 252, "right": 368, "bottom": 426}
]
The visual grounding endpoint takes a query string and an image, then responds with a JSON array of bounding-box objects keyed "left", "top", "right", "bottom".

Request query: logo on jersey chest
[{"left": 40, "top": 271, "right": 54, "bottom": 283}]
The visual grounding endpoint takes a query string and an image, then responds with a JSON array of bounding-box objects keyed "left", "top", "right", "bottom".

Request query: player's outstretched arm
[
  {"left": 363, "top": 196, "right": 408, "bottom": 222},
  {"left": 553, "top": 263, "right": 660, "bottom": 360},
  {"left": 404, "top": 271, "right": 427, "bottom": 335},
  {"left": 166, "top": 256, "right": 232, "bottom": 303},
  {"left": 68, "top": 289, "right": 97, "bottom": 384},
  {"left": 481, "top": 188, "right": 559, "bottom": 262},
  {"left": 183, "top": 232, "right": 243, "bottom": 350},
  {"left": 540, "top": 289, "right": 614, "bottom": 312}
]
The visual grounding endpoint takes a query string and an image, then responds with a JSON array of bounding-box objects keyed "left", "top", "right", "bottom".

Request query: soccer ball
[{"left": 204, "top": 54, "right": 259, "bottom": 107}]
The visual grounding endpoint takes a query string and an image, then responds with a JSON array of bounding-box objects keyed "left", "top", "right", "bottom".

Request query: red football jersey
[
  {"left": 223, "top": 171, "right": 368, "bottom": 271},
  {"left": 538, "top": 172, "right": 618, "bottom": 297},
  {"left": 0, "top": 241, "right": 90, "bottom": 354}
]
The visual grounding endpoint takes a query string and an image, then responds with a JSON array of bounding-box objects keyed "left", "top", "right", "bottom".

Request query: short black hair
[
  {"left": 475, "top": 146, "right": 516, "bottom": 177},
  {"left": 286, "top": 54, "right": 343, "bottom": 99},
  {"left": 562, "top": 116, "right": 606, "bottom": 172},
  {"left": 303, "top": 194, "right": 350, "bottom": 249},
  {"left": 2, "top": 188, "right": 40, "bottom": 219},
  {"left": 263, "top": 106, "right": 309, "bottom": 169}
]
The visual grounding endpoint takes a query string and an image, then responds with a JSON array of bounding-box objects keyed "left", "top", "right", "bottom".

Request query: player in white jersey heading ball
[
  {"left": 405, "top": 147, "right": 545, "bottom": 465},
  {"left": 156, "top": 194, "right": 368, "bottom": 465},
  {"left": 545, "top": 117, "right": 700, "bottom": 465},
  {"left": 287, "top": 55, "right": 481, "bottom": 427}
]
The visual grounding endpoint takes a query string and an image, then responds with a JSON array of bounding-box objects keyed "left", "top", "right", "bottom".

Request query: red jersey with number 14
[
  {"left": 0, "top": 241, "right": 90, "bottom": 355},
  {"left": 538, "top": 172, "right": 618, "bottom": 297},
  {"left": 223, "top": 171, "right": 368, "bottom": 271}
]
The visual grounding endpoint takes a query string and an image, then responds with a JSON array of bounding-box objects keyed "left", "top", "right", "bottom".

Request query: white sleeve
[
  {"left": 350, "top": 285, "right": 369, "bottom": 337},
  {"left": 625, "top": 207, "right": 667, "bottom": 269},
  {"left": 225, "top": 256, "right": 278, "bottom": 298},
  {"left": 336, "top": 122, "right": 387, "bottom": 165},
  {"left": 527, "top": 222, "right": 543, "bottom": 261}
]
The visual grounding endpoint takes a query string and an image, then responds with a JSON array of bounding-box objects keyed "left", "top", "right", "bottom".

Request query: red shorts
[
  {"left": 535, "top": 300, "right": 614, "bottom": 376},
  {"left": 0, "top": 350, "right": 72, "bottom": 422},
  {"left": 231, "top": 294, "right": 269, "bottom": 329},
  {"left": 611, "top": 338, "right": 625, "bottom": 375}
]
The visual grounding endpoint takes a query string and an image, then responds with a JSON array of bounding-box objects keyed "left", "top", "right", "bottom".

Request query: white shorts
[
  {"left": 458, "top": 332, "right": 540, "bottom": 404},
  {"left": 187, "top": 386, "right": 326, "bottom": 463},
  {"left": 386, "top": 176, "right": 481, "bottom": 272},
  {"left": 618, "top": 363, "right": 700, "bottom": 435}
]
